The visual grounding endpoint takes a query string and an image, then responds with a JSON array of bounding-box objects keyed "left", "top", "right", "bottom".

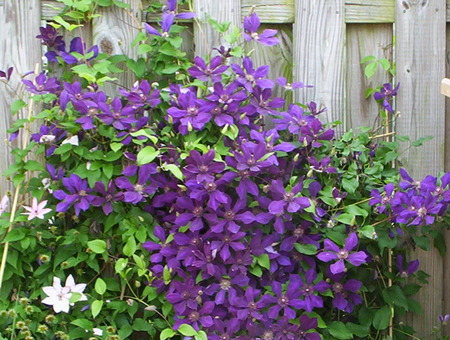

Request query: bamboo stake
[{"left": 0, "top": 64, "right": 39, "bottom": 292}]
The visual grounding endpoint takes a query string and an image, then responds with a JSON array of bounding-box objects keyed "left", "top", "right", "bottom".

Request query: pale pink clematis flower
[
  {"left": 42, "top": 275, "right": 87, "bottom": 313},
  {"left": 0, "top": 194, "right": 8, "bottom": 215},
  {"left": 22, "top": 198, "right": 52, "bottom": 220}
]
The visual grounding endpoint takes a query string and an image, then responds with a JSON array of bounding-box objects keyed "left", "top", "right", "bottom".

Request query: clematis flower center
[
  {"left": 224, "top": 210, "right": 235, "bottom": 221},
  {"left": 188, "top": 311, "right": 200, "bottom": 321},
  {"left": 79, "top": 190, "right": 87, "bottom": 197},
  {"left": 187, "top": 106, "right": 198, "bottom": 116},
  {"left": 333, "top": 282, "right": 344, "bottom": 294},
  {"left": 205, "top": 182, "right": 217, "bottom": 192},
  {"left": 247, "top": 157, "right": 256, "bottom": 166},
  {"left": 303, "top": 285, "right": 313, "bottom": 296},
  {"left": 113, "top": 112, "right": 121, "bottom": 119},
  {"left": 193, "top": 206, "right": 203, "bottom": 217},
  {"left": 417, "top": 207, "right": 427, "bottom": 217},
  {"left": 338, "top": 250, "right": 349, "bottom": 260},
  {"left": 284, "top": 192, "right": 294, "bottom": 201},
  {"left": 134, "top": 184, "right": 144, "bottom": 193},
  {"left": 246, "top": 74, "right": 255, "bottom": 82},
  {"left": 220, "top": 279, "right": 231, "bottom": 290},
  {"left": 220, "top": 335, "right": 230, "bottom": 340},
  {"left": 278, "top": 295, "right": 289, "bottom": 306},
  {"left": 87, "top": 108, "right": 98, "bottom": 117},
  {"left": 262, "top": 330, "right": 274, "bottom": 340},
  {"left": 198, "top": 165, "right": 208, "bottom": 173},
  {"left": 248, "top": 301, "right": 257, "bottom": 310},
  {"left": 294, "top": 227, "right": 304, "bottom": 238}
]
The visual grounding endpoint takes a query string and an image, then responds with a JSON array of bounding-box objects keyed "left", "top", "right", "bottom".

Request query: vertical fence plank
[
  {"left": 395, "top": 0, "right": 446, "bottom": 337},
  {"left": 93, "top": 0, "right": 142, "bottom": 91},
  {"left": 193, "top": 0, "right": 241, "bottom": 58},
  {"left": 293, "top": 0, "right": 347, "bottom": 130},
  {"left": 0, "top": 0, "right": 42, "bottom": 197},
  {"left": 346, "top": 24, "right": 393, "bottom": 129},
  {"left": 444, "top": 21, "right": 450, "bottom": 338}
]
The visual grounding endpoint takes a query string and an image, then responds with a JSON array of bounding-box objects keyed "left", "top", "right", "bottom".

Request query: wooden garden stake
[{"left": 0, "top": 64, "right": 39, "bottom": 292}]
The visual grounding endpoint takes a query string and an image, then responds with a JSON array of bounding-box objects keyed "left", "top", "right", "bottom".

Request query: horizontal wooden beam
[{"left": 41, "top": 0, "right": 450, "bottom": 24}]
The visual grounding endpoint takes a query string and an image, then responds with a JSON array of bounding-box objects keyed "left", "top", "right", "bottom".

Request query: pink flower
[
  {"left": 22, "top": 198, "right": 52, "bottom": 220},
  {"left": 0, "top": 194, "right": 8, "bottom": 215}
]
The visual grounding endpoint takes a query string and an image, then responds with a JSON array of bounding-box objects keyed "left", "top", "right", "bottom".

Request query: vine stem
[{"left": 0, "top": 64, "right": 39, "bottom": 292}]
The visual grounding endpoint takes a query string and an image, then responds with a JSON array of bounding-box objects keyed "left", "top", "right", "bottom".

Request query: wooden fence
[{"left": 0, "top": 0, "right": 449, "bottom": 337}]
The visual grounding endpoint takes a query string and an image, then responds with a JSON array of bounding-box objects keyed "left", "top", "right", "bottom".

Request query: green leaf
[
  {"left": 91, "top": 300, "right": 103, "bottom": 318},
  {"left": 378, "top": 58, "right": 391, "bottom": 71},
  {"left": 195, "top": 331, "right": 208, "bottom": 340},
  {"left": 364, "top": 62, "right": 378, "bottom": 79},
  {"left": 24, "top": 160, "right": 44, "bottom": 172},
  {"left": 163, "top": 164, "right": 184, "bottom": 180},
  {"left": 4, "top": 228, "right": 26, "bottom": 242},
  {"left": 11, "top": 99, "right": 26, "bottom": 115},
  {"left": 160, "top": 328, "right": 176, "bottom": 340},
  {"left": 95, "top": 278, "right": 107, "bottom": 295},
  {"left": 373, "top": 306, "right": 391, "bottom": 330},
  {"left": 257, "top": 254, "right": 270, "bottom": 270},
  {"left": 346, "top": 323, "right": 369, "bottom": 338},
  {"left": 137, "top": 146, "right": 159, "bottom": 165},
  {"left": 294, "top": 243, "right": 317, "bottom": 255},
  {"left": 361, "top": 55, "right": 376, "bottom": 63},
  {"left": 342, "top": 178, "right": 359, "bottom": 194},
  {"left": 87, "top": 239, "right": 107, "bottom": 254},
  {"left": 13, "top": 173, "right": 26, "bottom": 187},
  {"left": 413, "top": 235, "right": 430, "bottom": 251},
  {"left": 382, "top": 285, "right": 409, "bottom": 310},
  {"left": 178, "top": 324, "right": 198, "bottom": 336},
  {"left": 113, "top": 0, "right": 130, "bottom": 8},
  {"left": 123, "top": 236, "right": 136, "bottom": 257},
  {"left": 115, "top": 258, "right": 128, "bottom": 273},
  {"left": 335, "top": 213, "right": 355, "bottom": 225},
  {"left": 138, "top": 44, "right": 152, "bottom": 55},
  {"left": 359, "top": 225, "right": 375, "bottom": 239},
  {"left": 345, "top": 205, "right": 369, "bottom": 217},
  {"left": 328, "top": 322, "right": 353, "bottom": 339},
  {"left": 411, "top": 136, "right": 433, "bottom": 147},
  {"left": 71, "top": 319, "right": 94, "bottom": 330}
]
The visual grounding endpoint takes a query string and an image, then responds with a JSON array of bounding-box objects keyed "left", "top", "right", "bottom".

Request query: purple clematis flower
[
  {"left": 97, "top": 98, "right": 136, "bottom": 130},
  {"left": 188, "top": 56, "right": 228, "bottom": 82},
  {"left": 374, "top": 82, "right": 400, "bottom": 114},
  {"left": 297, "top": 314, "right": 321, "bottom": 340},
  {"left": 0, "top": 67, "right": 13, "bottom": 81},
  {"left": 243, "top": 12, "right": 279, "bottom": 46},
  {"left": 264, "top": 275, "right": 304, "bottom": 320},
  {"left": 272, "top": 104, "right": 315, "bottom": 134},
  {"left": 163, "top": 0, "right": 196, "bottom": 19},
  {"left": 231, "top": 57, "right": 274, "bottom": 92},
  {"left": 22, "top": 73, "right": 60, "bottom": 94},
  {"left": 369, "top": 183, "right": 396, "bottom": 214},
  {"left": 53, "top": 174, "right": 98, "bottom": 216},
  {"left": 115, "top": 163, "right": 158, "bottom": 204},
  {"left": 229, "top": 287, "right": 264, "bottom": 320},
  {"left": 327, "top": 272, "right": 363, "bottom": 313},
  {"left": 165, "top": 277, "right": 202, "bottom": 314},
  {"left": 396, "top": 254, "right": 419, "bottom": 278},
  {"left": 297, "top": 269, "right": 329, "bottom": 313},
  {"left": 144, "top": 12, "right": 175, "bottom": 38},
  {"left": 276, "top": 77, "right": 312, "bottom": 90},
  {"left": 268, "top": 179, "right": 310, "bottom": 215},
  {"left": 173, "top": 301, "right": 215, "bottom": 331},
  {"left": 317, "top": 232, "right": 368, "bottom": 274},
  {"left": 183, "top": 149, "right": 225, "bottom": 183},
  {"left": 92, "top": 181, "right": 123, "bottom": 215}
]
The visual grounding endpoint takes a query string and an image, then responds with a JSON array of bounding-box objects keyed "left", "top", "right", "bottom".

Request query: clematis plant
[{"left": 0, "top": 1, "right": 449, "bottom": 339}]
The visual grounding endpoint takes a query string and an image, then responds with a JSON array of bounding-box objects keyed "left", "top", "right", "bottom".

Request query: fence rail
[{"left": 1, "top": 0, "right": 449, "bottom": 337}]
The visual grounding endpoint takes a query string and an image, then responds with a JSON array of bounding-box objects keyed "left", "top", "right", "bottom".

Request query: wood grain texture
[
  {"left": 345, "top": 0, "right": 395, "bottom": 23},
  {"left": 242, "top": 0, "right": 294, "bottom": 23},
  {"left": 244, "top": 24, "right": 293, "bottom": 128},
  {"left": 0, "top": 0, "right": 42, "bottom": 196},
  {"left": 92, "top": 0, "right": 142, "bottom": 91},
  {"left": 293, "top": 0, "right": 347, "bottom": 132},
  {"left": 346, "top": 24, "right": 393, "bottom": 129},
  {"left": 444, "top": 22, "right": 450, "bottom": 339},
  {"left": 193, "top": 0, "right": 241, "bottom": 58},
  {"left": 395, "top": 0, "right": 446, "bottom": 337}
]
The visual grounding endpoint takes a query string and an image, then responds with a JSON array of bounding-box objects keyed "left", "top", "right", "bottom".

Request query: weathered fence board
[
  {"left": 293, "top": 0, "right": 347, "bottom": 130},
  {"left": 0, "top": 0, "right": 42, "bottom": 197},
  {"left": 93, "top": 0, "right": 142, "bottom": 90},
  {"left": 346, "top": 24, "right": 393, "bottom": 129},
  {"left": 395, "top": 0, "right": 447, "bottom": 338},
  {"left": 193, "top": 0, "right": 241, "bottom": 58}
]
